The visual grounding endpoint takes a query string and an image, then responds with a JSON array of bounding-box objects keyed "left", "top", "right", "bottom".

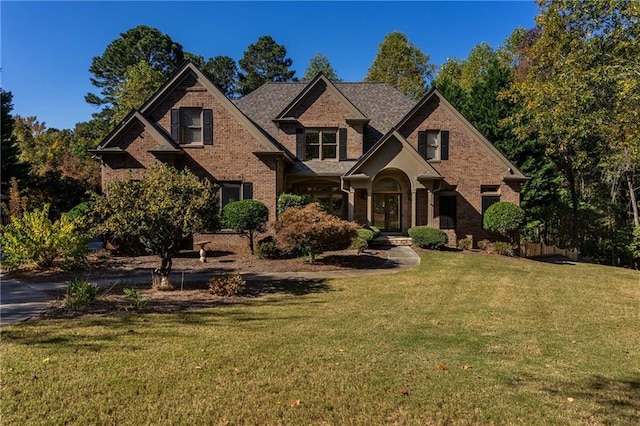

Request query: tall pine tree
[{"left": 238, "top": 36, "right": 296, "bottom": 96}]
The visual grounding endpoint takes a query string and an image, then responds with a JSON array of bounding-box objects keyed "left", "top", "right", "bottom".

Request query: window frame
[
  {"left": 180, "top": 108, "right": 203, "bottom": 145},
  {"left": 426, "top": 130, "right": 440, "bottom": 160},
  {"left": 304, "top": 128, "right": 338, "bottom": 161}
]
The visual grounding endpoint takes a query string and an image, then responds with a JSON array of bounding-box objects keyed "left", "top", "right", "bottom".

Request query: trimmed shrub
[
  {"left": 408, "top": 226, "right": 448, "bottom": 249},
  {"left": 277, "top": 193, "right": 311, "bottom": 216},
  {"left": 483, "top": 201, "right": 525, "bottom": 243},
  {"left": 458, "top": 237, "right": 472, "bottom": 251},
  {"left": 356, "top": 228, "right": 375, "bottom": 242},
  {"left": 350, "top": 236, "right": 368, "bottom": 254},
  {"left": 1, "top": 204, "right": 89, "bottom": 269},
  {"left": 478, "top": 239, "right": 492, "bottom": 251},
  {"left": 209, "top": 274, "right": 246, "bottom": 297},
  {"left": 222, "top": 200, "right": 269, "bottom": 255},
  {"left": 66, "top": 278, "right": 99, "bottom": 310},
  {"left": 365, "top": 225, "right": 381, "bottom": 239},
  {"left": 255, "top": 236, "right": 281, "bottom": 259},
  {"left": 492, "top": 241, "right": 515, "bottom": 256},
  {"left": 274, "top": 203, "right": 358, "bottom": 262}
]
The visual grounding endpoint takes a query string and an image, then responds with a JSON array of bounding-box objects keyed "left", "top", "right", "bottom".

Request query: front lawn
[{"left": 2, "top": 252, "right": 639, "bottom": 424}]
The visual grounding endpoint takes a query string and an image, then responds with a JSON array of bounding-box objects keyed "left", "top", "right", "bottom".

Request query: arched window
[{"left": 373, "top": 177, "right": 401, "bottom": 192}]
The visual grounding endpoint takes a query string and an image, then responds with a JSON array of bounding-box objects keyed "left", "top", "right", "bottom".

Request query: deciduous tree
[{"left": 92, "top": 165, "right": 219, "bottom": 289}]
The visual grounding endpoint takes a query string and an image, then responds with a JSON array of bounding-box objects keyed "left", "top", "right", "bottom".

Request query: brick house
[{"left": 91, "top": 62, "right": 526, "bottom": 250}]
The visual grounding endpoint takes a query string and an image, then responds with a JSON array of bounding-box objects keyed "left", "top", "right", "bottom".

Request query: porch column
[
  {"left": 366, "top": 183, "right": 373, "bottom": 225},
  {"left": 411, "top": 189, "right": 417, "bottom": 228},
  {"left": 348, "top": 188, "right": 355, "bottom": 221},
  {"left": 427, "top": 189, "right": 435, "bottom": 227}
]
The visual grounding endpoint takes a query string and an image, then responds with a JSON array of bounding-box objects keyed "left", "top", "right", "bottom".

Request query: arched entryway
[{"left": 372, "top": 176, "right": 402, "bottom": 232}]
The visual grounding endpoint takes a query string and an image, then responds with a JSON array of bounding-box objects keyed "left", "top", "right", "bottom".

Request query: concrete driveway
[{"left": 0, "top": 276, "right": 55, "bottom": 327}]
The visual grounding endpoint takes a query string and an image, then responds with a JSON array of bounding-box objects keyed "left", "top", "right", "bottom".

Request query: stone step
[{"left": 371, "top": 235, "right": 413, "bottom": 247}]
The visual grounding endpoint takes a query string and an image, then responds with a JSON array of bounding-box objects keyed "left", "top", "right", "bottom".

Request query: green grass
[{"left": 2, "top": 252, "right": 639, "bottom": 425}]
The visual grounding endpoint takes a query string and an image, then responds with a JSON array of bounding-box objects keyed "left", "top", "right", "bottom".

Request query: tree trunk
[
  {"left": 249, "top": 231, "right": 254, "bottom": 255},
  {"left": 566, "top": 166, "right": 580, "bottom": 247},
  {"left": 154, "top": 254, "right": 173, "bottom": 290},
  {"left": 626, "top": 169, "right": 639, "bottom": 228}
]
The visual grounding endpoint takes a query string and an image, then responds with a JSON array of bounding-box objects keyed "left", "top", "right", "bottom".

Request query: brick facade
[{"left": 93, "top": 63, "right": 525, "bottom": 252}]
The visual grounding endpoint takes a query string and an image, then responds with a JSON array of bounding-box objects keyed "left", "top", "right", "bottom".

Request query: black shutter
[
  {"left": 296, "top": 128, "right": 304, "bottom": 160},
  {"left": 242, "top": 182, "right": 253, "bottom": 200},
  {"left": 170, "top": 109, "right": 180, "bottom": 142},
  {"left": 338, "top": 128, "right": 347, "bottom": 160},
  {"left": 440, "top": 130, "right": 449, "bottom": 160},
  {"left": 418, "top": 131, "right": 426, "bottom": 159},
  {"left": 203, "top": 109, "right": 213, "bottom": 145}
]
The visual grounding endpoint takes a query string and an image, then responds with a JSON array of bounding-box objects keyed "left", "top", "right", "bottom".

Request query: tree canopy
[
  {"left": 1, "top": 90, "right": 28, "bottom": 191},
  {"left": 302, "top": 52, "right": 342, "bottom": 82},
  {"left": 92, "top": 164, "right": 219, "bottom": 289},
  {"left": 86, "top": 25, "right": 185, "bottom": 118},
  {"left": 364, "top": 31, "right": 435, "bottom": 100},
  {"left": 238, "top": 35, "right": 296, "bottom": 96}
]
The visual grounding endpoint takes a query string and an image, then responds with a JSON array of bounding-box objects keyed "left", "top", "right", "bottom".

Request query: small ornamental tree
[
  {"left": 274, "top": 203, "right": 358, "bottom": 262},
  {"left": 92, "top": 164, "right": 219, "bottom": 289},
  {"left": 222, "top": 200, "right": 269, "bottom": 255},
  {"left": 483, "top": 201, "right": 525, "bottom": 244}
]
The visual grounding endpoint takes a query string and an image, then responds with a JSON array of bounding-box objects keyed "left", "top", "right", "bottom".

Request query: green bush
[
  {"left": 66, "top": 278, "right": 99, "bottom": 311},
  {"left": 356, "top": 228, "right": 375, "bottom": 242},
  {"left": 277, "top": 193, "right": 311, "bottom": 216},
  {"left": 222, "top": 200, "right": 269, "bottom": 255},
  {"left": 364, "top": 225, "right": 381, "bottom": 239},
  {"left": 483, "top": 202, "right": 525, "bottom": 243},
  {"left": 408, "top": 226, "right": 448, "bottom": 249},
  {"left": 209, "top": 274, "right": 246, "bottom": 297},
  {"left": 457, "top": 237, "right": 472, "bottom": 250},
  {"left": 492, "top": 241, "right": 515, "bottom": 256},
  {"left": 123, "top": 288, "right": 146, "bottom": 310},
  {"left": 1, "top": 204, "right": 89, "bottom": 269},
  {"left": 350, "top": 236, "right": 368, "bottom": 253},
  {"left": 255, "top": 236, "right": 282, "bottom": 259}
]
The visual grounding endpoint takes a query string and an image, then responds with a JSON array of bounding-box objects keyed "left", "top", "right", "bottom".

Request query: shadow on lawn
[{"left": 514, "top": 373, "right": 640, "bottom": 423}]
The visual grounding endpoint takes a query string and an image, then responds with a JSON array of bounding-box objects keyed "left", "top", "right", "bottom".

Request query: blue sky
[{"left": 1, "top": 1, "right": 539, "bottom": 130}]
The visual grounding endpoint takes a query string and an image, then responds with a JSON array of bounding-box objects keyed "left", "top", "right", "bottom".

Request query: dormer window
[
  {"left": 305, "top": 129, "right": 337, "bottom": 160},
  {"left": 170, "top": 108, "right": 213, "bottom": 145}
]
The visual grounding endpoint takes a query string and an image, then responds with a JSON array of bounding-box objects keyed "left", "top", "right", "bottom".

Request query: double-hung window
[
  {"left": 170, "top": 108, "right": 213, "bottom": 145},
  {"left": 181, "top": 109, "right": 202, "bottom": 144},
  {"left": 220, "top": 182, "right": 253, "bottom": 209},
  {"left": 418, "top": 130, "right": 449, "bottom": 160},
  {"left": 305, "top": 129, "right": 337, "bottom": 160}
]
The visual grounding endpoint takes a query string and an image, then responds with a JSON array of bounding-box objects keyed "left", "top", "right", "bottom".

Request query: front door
[{"left": 373, "top": 193, "right": 401, "bottom": 232}]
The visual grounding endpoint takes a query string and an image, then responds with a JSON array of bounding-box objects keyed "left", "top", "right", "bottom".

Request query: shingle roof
[{"left": 234, "top": 82, "right": 415, "bottom": 147}]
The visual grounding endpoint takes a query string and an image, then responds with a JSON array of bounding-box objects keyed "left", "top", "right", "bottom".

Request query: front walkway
[{"left": 0, "top": 246, "right": 420, "bottom": 327}]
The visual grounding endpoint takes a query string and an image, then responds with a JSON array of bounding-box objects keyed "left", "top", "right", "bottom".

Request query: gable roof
[
  {"left": 274, "top": 73, "right": 367, "bottom": 122},
  {"left": 344, "top": 129, "right": 441, "bottom": 181},
  {"left": 396, "top": 88, "right": 527, "bottom": 181},
  {"left": 91, "top": 110, "right": 180, "bottom": 154},
  {"left": 234, "top": 81, "right": 415, "bottom": 142}
]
